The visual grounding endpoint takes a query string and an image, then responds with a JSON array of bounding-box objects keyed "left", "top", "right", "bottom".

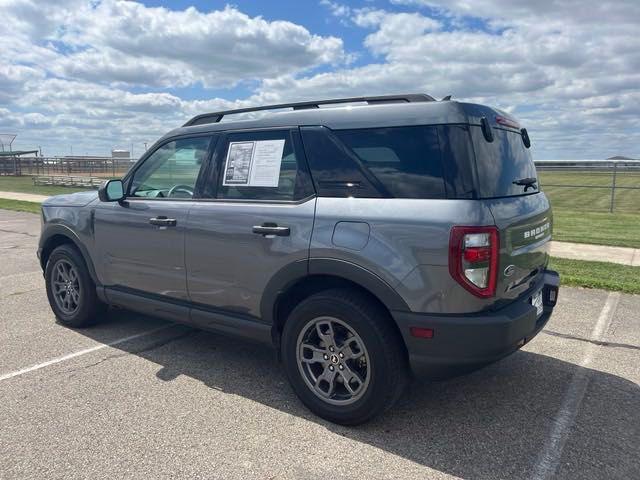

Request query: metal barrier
[
  {"left": 33, "top": 175, "right": 104, "bottom": 189},
  {"left": 0, "top": 156, "right": 134, "bottom": 178},
  {"left": 536, "top": 161, "right": 640, "bottom": 213}
]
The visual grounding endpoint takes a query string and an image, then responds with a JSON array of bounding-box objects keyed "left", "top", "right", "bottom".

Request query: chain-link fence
[{"left": 537, "top": 161, "right": 640, "bottom": 214}]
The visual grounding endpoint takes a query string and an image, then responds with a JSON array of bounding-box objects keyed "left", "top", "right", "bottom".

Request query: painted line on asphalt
[
  {"left": 0, "top": 324, "right": 175, "bottom": 382},
  {"left": 530, "top": 291, "right": 621, "bottom": 480}
]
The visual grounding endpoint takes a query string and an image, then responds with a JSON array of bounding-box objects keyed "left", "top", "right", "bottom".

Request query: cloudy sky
[{"left": 1, "top": 0, "right": 638, "bottom": 159}]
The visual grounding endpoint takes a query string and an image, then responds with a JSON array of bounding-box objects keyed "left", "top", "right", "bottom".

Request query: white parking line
[
  {"left": 530, "top": 291, "right": 621, "bottom": 480},
  {"left": 0, "top": 324, "right": 174, "bottom": 382}
]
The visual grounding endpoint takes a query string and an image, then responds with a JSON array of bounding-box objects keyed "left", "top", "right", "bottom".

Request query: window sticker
[
  {"left": 223, "top": 142, "right": 255, "bottom": 185},
  {"left": 222, "top": 139, "right": 286, "bottom": 187}
]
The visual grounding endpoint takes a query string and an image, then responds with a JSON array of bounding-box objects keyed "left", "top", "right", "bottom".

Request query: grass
[
  {"left": 551, "top": 210, "right": 640, "bottom": 249},
  {"left": 0, "top": 198, "right": 41, "bottom": 214},
  {"left": 538, "top": 169, "right": 640, "bottom": 248},
  {"left": 0, "top": 176, "right": 90, "bottom": 196},
  {"left": 540, "top": 170, "right": 640, "bottom": 214},
  {"left": 550, "top": 257, "right": 640, "bottom": 295}
]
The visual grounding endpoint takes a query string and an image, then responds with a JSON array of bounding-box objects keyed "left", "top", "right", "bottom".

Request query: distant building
[{"left": 111, "top": 149, "right": 131, "bottom": 159}]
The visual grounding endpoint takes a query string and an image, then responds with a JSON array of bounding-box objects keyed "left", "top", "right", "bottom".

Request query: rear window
[
  {"left": 470, "top": 126, "right": 538, "bottom": 198},
  {"left": 334, "top": 126, "right": 446, "bottom": 199}
]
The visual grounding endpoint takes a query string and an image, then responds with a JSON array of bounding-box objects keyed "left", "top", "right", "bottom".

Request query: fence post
[
  {"left": 609, "top": 162, "right": 618, "bottom": 213},
  {"left": 112, "top": 158, "right": 115, "bottom": 177}
]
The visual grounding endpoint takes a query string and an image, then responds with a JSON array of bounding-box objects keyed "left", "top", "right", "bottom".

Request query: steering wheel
[{"left": 167, "top": 184, "right": 194, "bottom": 198}]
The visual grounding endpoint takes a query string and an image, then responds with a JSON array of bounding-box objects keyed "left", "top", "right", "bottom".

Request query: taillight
[{"left": 449, "top": 226, "right": 499, "bottom": 298}]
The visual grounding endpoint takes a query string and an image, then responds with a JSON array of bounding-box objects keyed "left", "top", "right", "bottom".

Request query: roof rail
[{"left": 182, "top": 93, "right": 436, "bottom": 127}]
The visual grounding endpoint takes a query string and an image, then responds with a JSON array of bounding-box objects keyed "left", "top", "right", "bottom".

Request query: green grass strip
[
  {"left": 552, "top": 210, "right": 640, "bottom": 249},
  {"left": 550, "top": 257, "right": 640, "bottom": 295},
  {"left": 0, "top": 199, "right": 41, "bottom": 214}
]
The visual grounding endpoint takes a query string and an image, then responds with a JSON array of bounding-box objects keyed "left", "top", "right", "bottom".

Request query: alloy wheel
[
  {"left": 296, "top": 316, "right": 371, "bottom": 405},
  {"left": 51, "top": 259, "right": 81, "bottom": 315}
]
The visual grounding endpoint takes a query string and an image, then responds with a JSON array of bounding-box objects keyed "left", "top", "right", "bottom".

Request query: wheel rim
[
  {"left": 51, "top": 259, "right": 81, "bottom": 315},
  {"left": 296, "top": 316, "right": 371, "bottom": 405}
]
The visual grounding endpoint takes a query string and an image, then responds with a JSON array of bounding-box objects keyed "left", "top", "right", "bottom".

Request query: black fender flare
[
  {"left": 39, "top": 224, "right": 100, "bottom": 285},
  {"left": 260, "top": 257, "right": 409, "bottom": 326}
]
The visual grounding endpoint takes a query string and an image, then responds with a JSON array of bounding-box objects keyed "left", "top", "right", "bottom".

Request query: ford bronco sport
[{"left": 39, "top": 94, "right": 559, "bottom": 425}]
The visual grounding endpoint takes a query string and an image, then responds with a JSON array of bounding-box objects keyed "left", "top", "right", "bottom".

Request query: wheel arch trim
[
  {"left": 261, "top": 257, "right": 410, "bottom": 335},
  {"left": 39, "top": 224, "right": 100, "bottom": 285}
]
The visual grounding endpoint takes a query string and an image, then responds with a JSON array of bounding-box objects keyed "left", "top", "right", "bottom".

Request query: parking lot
[{"left": 0, "top": 209, "right": 638, "bottom": 480}]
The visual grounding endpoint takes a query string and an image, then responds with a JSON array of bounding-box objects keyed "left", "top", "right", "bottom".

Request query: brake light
[
  {"left": 495, "top": 115, "right": 520, "bottom": 129},
  {"left": 449, "top": 226, "right": 499, "bottom": 298}
]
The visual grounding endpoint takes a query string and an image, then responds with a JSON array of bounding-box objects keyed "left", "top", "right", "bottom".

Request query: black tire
[
  {"left": 45, "top": 244, "right": 106, "bottom": 328},
  {"left": 281, "top": 288, "right": 408, "bottom": 425}
]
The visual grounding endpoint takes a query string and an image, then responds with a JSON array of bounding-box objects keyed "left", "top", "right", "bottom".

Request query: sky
[{"left": 0, "top": 0, "right": 638, "bottom": 159}]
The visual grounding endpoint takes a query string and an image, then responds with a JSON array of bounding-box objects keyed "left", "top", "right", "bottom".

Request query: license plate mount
[{"left": 531, "top": 290, "right": 543, "bottom": 317}]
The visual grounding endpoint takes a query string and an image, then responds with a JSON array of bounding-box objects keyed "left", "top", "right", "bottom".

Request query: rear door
[
  {"left": 184, "top": 128, "right": 316, "bottom": 321},
  {"left": 470, "top": 125, "right": 552, "bottom": 300}
]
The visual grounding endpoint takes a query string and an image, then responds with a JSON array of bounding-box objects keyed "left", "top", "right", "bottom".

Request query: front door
[
  {"left": 94, "top": 135, "right": 214, "bottom": 300},
  {"left": 185, "top": 128, "right": 316, "bottom": 320}
]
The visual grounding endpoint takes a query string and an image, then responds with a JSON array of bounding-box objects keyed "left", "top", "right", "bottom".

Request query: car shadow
[{"left": 74, "top": 309, "right": 640, "bottom": 480}]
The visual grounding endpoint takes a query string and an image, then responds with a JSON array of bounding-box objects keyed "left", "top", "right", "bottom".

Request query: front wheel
[
  {"left": 45, "top": 244, "right": 105, "bottom": 328},
  {"left": 281, "top": 288, "right": 408, "bottom": 425}
]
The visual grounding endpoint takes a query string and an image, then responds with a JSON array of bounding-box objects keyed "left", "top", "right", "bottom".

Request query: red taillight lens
[
  {"left": 449, "top": 226, "right": 499, "bottom": 298},
  {"left": 463, "top": 246, "right": 491, "bottom": 263}
]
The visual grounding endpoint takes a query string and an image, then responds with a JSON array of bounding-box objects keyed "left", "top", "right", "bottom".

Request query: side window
[
  {"left": 300, "top": 126, "right": 383, "bottom": 198},
  {"left": 130, "top": 136, "right": 211, "bottom": 199},
  {"left": 334, "top": 126, "right": 446, "bottom": 199},
  {"left": 217, "top": 130, "right": 309, "bottom": 201}
]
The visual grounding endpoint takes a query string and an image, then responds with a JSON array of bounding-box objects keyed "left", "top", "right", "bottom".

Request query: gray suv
[{"left": 39, "top": 94, "right": 559, "bottom": 425}]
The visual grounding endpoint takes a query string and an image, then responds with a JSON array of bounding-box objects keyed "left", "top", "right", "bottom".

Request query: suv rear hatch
[{"left": 469, "top": 117, "right": 551, "bottom": 303}]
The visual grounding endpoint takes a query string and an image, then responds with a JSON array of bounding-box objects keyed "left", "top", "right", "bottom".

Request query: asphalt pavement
[{"left": 0, "top": 209, "right": 638, "bottom": 480}]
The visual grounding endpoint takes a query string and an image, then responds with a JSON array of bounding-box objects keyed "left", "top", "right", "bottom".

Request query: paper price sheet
[{"left": 223, "top": 139, "right": 285, "bottom": 187}]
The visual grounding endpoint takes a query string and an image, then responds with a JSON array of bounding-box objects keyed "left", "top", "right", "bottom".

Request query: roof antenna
[{"left": 441, "top": 95, "right": 452, "bottom": 101}]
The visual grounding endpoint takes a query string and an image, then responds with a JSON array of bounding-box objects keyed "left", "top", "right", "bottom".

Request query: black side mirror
[{"left": 98, "top": 179, "right": 125, "bottom": 202}]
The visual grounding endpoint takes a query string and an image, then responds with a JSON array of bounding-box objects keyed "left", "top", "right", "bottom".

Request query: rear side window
[
  {"left": 470, "top": 126, "right": 538, "bottom": 198},
  {"left": 300, "top": 126, "right": 383, "bottom": 198},
  {"left": 334, "top": 126, "right": 446, "bottom": 199},
  {"left": 215, "top": 130, "right": 313, "bottom": 201}
]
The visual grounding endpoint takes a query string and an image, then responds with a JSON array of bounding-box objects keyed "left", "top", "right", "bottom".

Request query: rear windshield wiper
[{"left": 513, "top": 177, "right": 538, "bottom": 191}]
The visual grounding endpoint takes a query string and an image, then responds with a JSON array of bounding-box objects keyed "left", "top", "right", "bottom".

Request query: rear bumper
[{"left": 392, "top": 270, "right": 560, "bottom": 378}]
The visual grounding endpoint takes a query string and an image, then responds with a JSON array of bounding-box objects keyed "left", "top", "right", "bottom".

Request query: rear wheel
[
  {"left": 45, "top": 244, "right": 105, "bottom": 327},
  {"left": 281, "top": 288, "right": 408, "bottom": 425}
]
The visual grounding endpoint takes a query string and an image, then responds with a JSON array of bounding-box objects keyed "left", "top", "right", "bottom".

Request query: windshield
[{"left": 470, "top": 126, "right": 538, "bottom": 198}]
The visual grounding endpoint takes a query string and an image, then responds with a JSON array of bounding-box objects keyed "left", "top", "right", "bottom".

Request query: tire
[
  {"left": 45, "top": 244, "right": 105, "bottom": 328},
  {"left": 281, "top": 288, "right": 408, "bottom": 425}
]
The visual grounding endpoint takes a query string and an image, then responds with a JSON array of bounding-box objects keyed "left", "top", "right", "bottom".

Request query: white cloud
[
  {"left": 0, "top": 0, "right": 639, "bottom": 159},
  {"left": 2, "top": 1, "right": 346, "bottom": 89}
]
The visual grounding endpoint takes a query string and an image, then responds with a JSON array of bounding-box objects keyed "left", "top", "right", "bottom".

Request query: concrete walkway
[
  {"left": 549, "top": 241, "right": 640, "bottom": 267},
  {"left": 0, "top": 190, "right": 638, "bottom": 266},
  {"left": 0, "top": 191, "right": 50, "bottom": 203}
]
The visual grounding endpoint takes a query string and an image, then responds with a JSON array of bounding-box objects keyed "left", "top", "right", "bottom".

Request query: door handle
[
  {"left": 252, "top": 223, "right": 290, "bottom": 237},
  {"left": 149, "top": 216, "right": 177, "bottom": 227}
]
